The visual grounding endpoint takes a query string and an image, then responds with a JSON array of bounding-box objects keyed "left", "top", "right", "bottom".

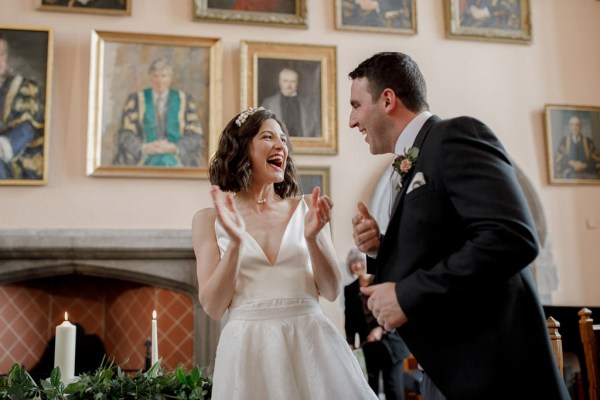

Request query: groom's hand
[
  {"left": 361, "top": 283, "right": 407, "bottom": 332},
  {"left": 352, "top": 201, "right": 380, "bottom": 257}
]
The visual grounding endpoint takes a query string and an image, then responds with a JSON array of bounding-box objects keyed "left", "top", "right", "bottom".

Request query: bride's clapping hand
[
  {"left": 304, "top": 186, "right": 333, "bottom": 240},
  {"left": 211, "top": 185, "right": 245, "bottom": 243}
]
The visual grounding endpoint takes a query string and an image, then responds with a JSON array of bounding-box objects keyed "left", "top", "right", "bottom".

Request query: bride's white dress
[{"left": 211, "top": 198, "right": 378, "bottom": 400}]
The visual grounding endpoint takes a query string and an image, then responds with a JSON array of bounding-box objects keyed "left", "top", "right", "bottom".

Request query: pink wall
[{"left": 0, "top": 1, "right": 599, "bottom": 308}]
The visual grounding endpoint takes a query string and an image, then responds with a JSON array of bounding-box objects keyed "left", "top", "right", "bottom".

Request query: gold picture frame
[
  {"left": 444, "top": 0, "right": 532, "bottom": 44},
  {"left": 241, "top": 41, "right": 337, "bottom": 155},
  {"left": 86, "top": 31, "right": 221, "bottom": 179},
  {"left": 193, "top": 0, "right": 307, "bottom": 28},
  {"left": 335, "top": 0, "right": 417, "bottom": 35},
  {"left": 297, "top": 166, "right": 330, "bottom": 196},
  {"left": 36, "top": 0, "right": 132, "bottom": 16},
  {"left": 0, "top": 26, "right": 53, "bottom": 186},
  {"left": 544, "top": 104, "right": 600, "bottom": 185}
]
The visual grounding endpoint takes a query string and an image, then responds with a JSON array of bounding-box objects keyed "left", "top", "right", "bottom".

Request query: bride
[{"left": 192, "top": 107, "right": 378, "bottom": 399}]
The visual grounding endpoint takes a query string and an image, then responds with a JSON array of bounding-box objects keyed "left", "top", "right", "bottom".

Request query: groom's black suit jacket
[{"left": 369, "top": 115, "right": 569, "bottom": 399}]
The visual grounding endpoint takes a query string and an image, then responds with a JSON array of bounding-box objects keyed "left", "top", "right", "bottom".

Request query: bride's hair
[{"left": 209, "top": 108, "right": 300, "bottom": 198}]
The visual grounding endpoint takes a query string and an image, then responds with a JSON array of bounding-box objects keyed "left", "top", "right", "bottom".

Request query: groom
[{"left": 349, "top": 52, "right": 569, "bottom": 399}]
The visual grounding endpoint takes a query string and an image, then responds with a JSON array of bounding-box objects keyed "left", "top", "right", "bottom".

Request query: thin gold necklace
[{"left": 235, "top": 193, "right": 267, "bottom": 205}]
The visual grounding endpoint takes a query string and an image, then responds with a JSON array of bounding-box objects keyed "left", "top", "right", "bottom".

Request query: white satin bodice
[{"left": 215, "top": 197, "right": 319, "bottom": 309}]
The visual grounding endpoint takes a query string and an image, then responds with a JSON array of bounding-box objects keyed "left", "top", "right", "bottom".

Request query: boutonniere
[{"left": 392, "top": 147, "right": 420, "bottom": 191}]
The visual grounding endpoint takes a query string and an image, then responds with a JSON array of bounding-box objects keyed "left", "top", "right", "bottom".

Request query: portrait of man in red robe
[{"left": 208, "top": 0, "right": 296, "bottom": 14}]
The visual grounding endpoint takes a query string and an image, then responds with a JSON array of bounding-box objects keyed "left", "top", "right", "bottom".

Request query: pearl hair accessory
[{"left": 235, "top": 107, "right": 265, "bottom": 127}]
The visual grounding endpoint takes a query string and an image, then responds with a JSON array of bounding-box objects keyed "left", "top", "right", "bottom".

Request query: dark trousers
[
  {"left": 422, "top": 373, "right": 447, "bottom": 400},
  {"left": 363, "top": 341, "right": 405, "bottom": 400}
]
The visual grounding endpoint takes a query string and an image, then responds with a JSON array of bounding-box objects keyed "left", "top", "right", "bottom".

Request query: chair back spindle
[
  {"left": 578, "top": 307, "right": 600, "bottom": 400},
  {"left": 547, "top": 316, "right": 564, "bottom": 376}
]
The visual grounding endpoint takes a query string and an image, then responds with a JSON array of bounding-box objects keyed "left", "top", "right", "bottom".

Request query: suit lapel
[
  {"left": 389, "top": 115, "right": 440, "bottom": 217},
  {"left": 375, "top": 116, "right": 439, "bottom": 277}
]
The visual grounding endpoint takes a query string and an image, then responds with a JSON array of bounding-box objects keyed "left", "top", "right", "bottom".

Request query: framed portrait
[
  {"left": 334, "top": 0, "right": 417, "bottom": 35},
  {"left": 241, "top": 41, "right": 337, "bottom": 155},
  {"left": 544, "top": 105, "right": 600, "bottom": 185},
  {"left": 444, "top": 0, "right": 532, "bottom": 43},
  {"left": 297, "top": 166, "right": 330, "bottom": 196},
  {"left": 86, "top": 31, "right": 221, "bottom": 179},
  {"left": 36, "top": 0, "right": 132, "bottom": 16},
  {"left": 193, "top": 0, "right": 307, "bottom": 28},
  {"left": 0, "top": 26, "right": 52, "bottom": 186}
]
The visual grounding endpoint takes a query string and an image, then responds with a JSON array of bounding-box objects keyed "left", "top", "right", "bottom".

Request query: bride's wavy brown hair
[{"left": 209, "top": 108, "right": 300, "bottom": 198}]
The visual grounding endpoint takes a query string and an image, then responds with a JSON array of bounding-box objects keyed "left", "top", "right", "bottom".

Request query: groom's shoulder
[
  {"left": 434, "top": 115, "right": 483, "bottom": 126},
  {"left": 430, "top": 115, "right": 493, "bottom": 136}
]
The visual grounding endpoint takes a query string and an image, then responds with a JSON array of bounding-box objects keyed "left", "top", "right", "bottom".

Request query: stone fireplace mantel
[{"left": 0, "top": 229, "right": 196, "bottom": 292}]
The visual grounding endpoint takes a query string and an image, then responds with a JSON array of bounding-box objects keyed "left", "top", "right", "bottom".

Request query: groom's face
[{"left": 349, "top": 77, "right": 388, "bottom": 155}]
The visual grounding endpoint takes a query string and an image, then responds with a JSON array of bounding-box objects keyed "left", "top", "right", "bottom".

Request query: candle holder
[{"left": 144, "top": 337, "right": 151, "bottom": 371}]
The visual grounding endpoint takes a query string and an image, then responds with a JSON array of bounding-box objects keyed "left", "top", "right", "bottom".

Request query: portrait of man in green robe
[{"left": 112, "top": 58, "right": 205, "bottom": 168}]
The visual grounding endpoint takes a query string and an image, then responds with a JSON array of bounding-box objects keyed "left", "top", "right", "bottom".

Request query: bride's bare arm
[
  {"left": 192, "top": 187, "right": 245, "bottom": 320},
  {"left": 304, "top": 188, "right": 342, "bottom": 302}
]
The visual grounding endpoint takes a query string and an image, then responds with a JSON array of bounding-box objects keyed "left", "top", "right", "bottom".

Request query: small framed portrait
[
  {"left": 241, "top": 41, "right": 337, "bottom": 155},
  {"left": 36, "top": 0, "right": 132, "bottom": 16},
  {"left": 0, "top": 26, "right": 52, "bottom": 186},
  {"left": 297, "top": 166, "right": 330, "bottom": 196},
  {"left": 86, "top": 31, "right": 221, "bottom": 179},
  {"left": 335, "top": 0, "right": 417, "bottom": 35},
  {"left": 444, "top": 0, "right": 531, "bottom": 43},
  {"left": 545, "top": 105, "right": 600, "bottom": 185},
  {"left": 193, "top": 0, "right": 307, "bottom": 28}
]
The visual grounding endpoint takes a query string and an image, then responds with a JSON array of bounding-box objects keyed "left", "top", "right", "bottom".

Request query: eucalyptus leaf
[{"left": 50, "top": 367, "right": 61, "bottom": 388}]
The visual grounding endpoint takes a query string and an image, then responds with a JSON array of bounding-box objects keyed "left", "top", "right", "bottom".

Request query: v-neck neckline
[{"left": 243, "top": 197, "right": 303, "bottom": 267}]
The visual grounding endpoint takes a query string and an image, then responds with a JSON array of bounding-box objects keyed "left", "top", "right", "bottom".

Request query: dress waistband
[{"left": 227, "top": 298, "right": 322, "bottom": 321}]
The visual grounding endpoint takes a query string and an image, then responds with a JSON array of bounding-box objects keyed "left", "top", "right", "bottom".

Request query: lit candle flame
[
  {"left": 152, "top": 310, "right": 157, "bottom": 319},
  {"left": 64, "top": 312, "right": 69, "bottom": 321}
]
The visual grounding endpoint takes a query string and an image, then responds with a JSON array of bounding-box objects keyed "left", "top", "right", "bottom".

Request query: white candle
[
  {"left": 54, "top": 312, "right": 76, "bottom": 382},
  {"left": 151, "top": 310, "right": 159, "bottom": 365}
]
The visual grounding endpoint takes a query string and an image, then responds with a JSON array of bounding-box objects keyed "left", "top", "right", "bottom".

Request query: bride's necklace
[{"left": 235, "top": 192, "right": 268, "bottom": 205}]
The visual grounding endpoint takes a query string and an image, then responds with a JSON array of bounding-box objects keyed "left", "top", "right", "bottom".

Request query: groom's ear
[{"left": 380, "top": 88, "right": 397, "bottom": 112}]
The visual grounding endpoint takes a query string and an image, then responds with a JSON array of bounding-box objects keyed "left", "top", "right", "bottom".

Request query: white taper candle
[{"left": 151, "top": 309, "right": 158, "bottom": 365}]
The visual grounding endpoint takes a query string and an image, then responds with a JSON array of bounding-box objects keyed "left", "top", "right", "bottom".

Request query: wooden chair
[
  {"left": 403, "top": 353, "right": 423, "bottom": 400},
  {"left": 547, "top": 316, "right": 564, "bottom": 376},
  {"left": 579, "top": 307, "right": 600, "bottom": 400}
]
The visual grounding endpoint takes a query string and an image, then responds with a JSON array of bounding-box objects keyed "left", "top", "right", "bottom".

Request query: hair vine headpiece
[{"left": 235, "top": 107, "right": 265, "bottom": 127}]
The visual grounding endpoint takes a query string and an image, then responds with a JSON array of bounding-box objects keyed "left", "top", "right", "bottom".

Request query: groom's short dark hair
[{"left": 349, "top": 52, "right": 429, "bottom": 113}]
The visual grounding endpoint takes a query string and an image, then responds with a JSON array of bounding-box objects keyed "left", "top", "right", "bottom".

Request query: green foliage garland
[{"left": 0, "top": 360, "right": 212, "bottom": 400}]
